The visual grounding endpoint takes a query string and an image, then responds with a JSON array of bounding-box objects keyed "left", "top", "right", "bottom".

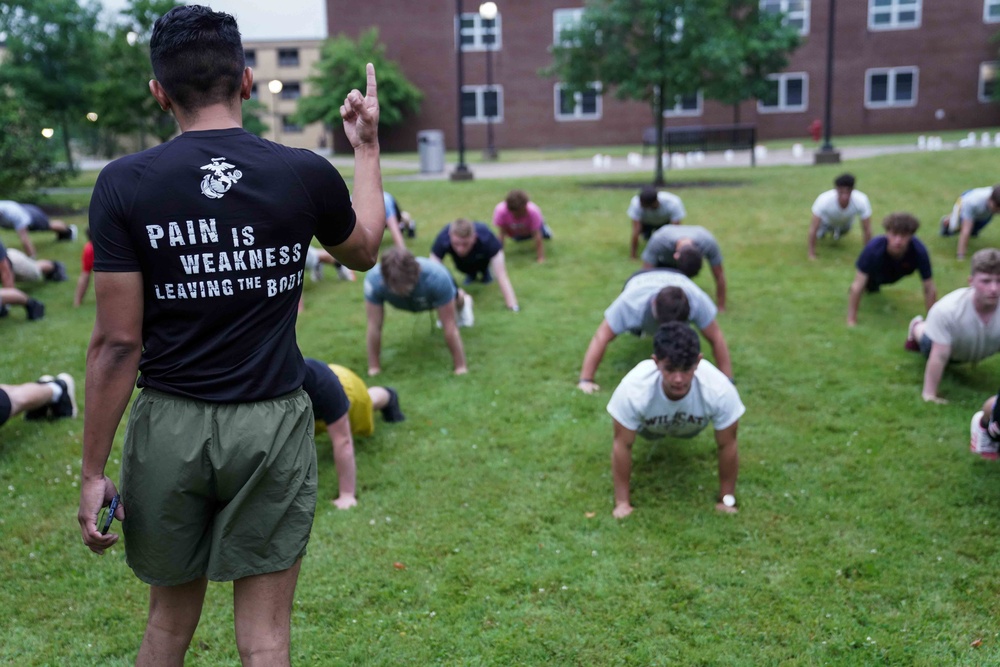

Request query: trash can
[{"left": 417, "top": 130, "right": 445, "bottom": 174}]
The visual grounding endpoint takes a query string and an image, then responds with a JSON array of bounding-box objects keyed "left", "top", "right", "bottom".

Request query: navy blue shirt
[
  {"left": 431, "top": 222, "right": 502, "bottom": 275},
  {"left": 90, "top": 128, "right": 356, "bottom": 402},
  {"left": 856, "top": 235, "right": 932, "bottom": 287},
  {"left": 302, "top": 358, "right": 350, "bottom": 424}
]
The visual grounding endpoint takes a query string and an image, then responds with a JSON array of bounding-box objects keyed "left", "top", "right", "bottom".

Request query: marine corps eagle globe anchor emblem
[{"left": 200, "top": 157, "right": 243, "bottom": 199}]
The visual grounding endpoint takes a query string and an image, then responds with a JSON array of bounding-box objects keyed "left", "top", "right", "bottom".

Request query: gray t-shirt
[
  {"left": 0, "top": 201, "right": 32, "bottom": 231},
  {"left": 604, "top": 270, "right": 717, "bottom": 335},
  {"left": 626, "top": 191, "right": 686, "bottom": 227},
  {"left": 641, "top": 225, "right": 723, "bottom": 268},
  {"left": 923, "top": 286, "right": 1000, "bottom": 363},
  {"left": 363, "top": 256, "right": 456, "bottom": 312}
]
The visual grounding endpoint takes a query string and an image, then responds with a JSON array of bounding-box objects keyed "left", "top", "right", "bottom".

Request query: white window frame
[
  {"left": 760, "top": 0, "right": 810, "bottom": 36},
  {"left": 986, "top": 0, "right": 1000, "bottom": 23},
  {"left": 868, "top": 0, "right": 921, "bottom": 31},
  {"left": 553, "top": 8, "right": 584, "bottom": 46},
  {"left": 757, "top": 72, "right": 808, "bottom": 113},
  {"left": 663, "top": 91, "right": 703, "bottom": 118},
  {"left": 461, "top": 85, "right": 504, "bottom": 123},
  {"left": 979, "top": 62, "right": 998, "bottom": 103},
  {"left": 554, "top": 82, "right": 602, "bottom": 121},
  {"left": 864, "top": 66, "right": 918, "bottom": 108},
  {"left": 458, "top": 12, "right": 502, "bottom": 51}
]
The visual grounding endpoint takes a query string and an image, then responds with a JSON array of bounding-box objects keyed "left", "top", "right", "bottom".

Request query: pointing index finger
[{"left": 365, "top": 62, "right": 377, "bottom": 99}]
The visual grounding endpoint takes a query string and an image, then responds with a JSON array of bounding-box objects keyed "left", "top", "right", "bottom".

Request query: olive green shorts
[{"left": 120, "top": 388, "right": 317, "bottom": 586}]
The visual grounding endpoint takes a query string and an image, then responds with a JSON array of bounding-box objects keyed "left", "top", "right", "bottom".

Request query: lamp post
[
  {"left": 479, "top": 1, "right": 498, "bottom": 160},
  {"left": 451, "top": 0, "right": 474, "bottom": 180},
  {"left": 268, "top": 79, "right": 283, "bottom": 144},
  {"left": 814, "top": 0, "right": 841, "bottom": 164}
]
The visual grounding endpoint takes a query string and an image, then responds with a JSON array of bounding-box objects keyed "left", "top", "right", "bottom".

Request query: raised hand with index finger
[{"left": 340, "top": 62, "right": 380, "bottom": 149}]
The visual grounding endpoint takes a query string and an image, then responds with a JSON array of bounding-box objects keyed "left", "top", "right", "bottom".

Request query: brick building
[{"left": 325, "top": 0, "right": 1000, "bottom": 152}]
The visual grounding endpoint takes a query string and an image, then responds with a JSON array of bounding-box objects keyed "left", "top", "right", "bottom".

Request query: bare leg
[
  {"left": 233, "top": 560, "right": 302, "bottom": 667},
  {"left": 367, "top": 386, "right": 390, "bottom": 410},
  {"left": 0, "top": 287, "right": 28, "bottom": 306},
  {"left": 136, "top": 577, "right": 208, "bottom": 667},
  {"left": 0, "top": 382, "right": 53, "bottom": 418},
  {"left": 48, "top": 219, "right": 70, "bottom": 234}
]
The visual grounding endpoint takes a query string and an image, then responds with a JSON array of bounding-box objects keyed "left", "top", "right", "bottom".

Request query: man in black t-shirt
[
  {"left": 430, "top": 218, "right": 520, "bottom": 311},
  {"left": 77, "top": 7, "right": 385, "bottom": 665}
]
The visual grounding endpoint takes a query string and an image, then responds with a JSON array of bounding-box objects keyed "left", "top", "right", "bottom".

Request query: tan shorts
[
  {"left": 7, "top": 249, "right": 42, "bottom": 281},
  {"left": 120, "top": 388, "right": 317, "bottom": 586}
]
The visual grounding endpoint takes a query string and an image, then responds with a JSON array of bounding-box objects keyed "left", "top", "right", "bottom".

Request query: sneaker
[
  {"left": 940, "top": 215, "right": 952, "bottom": 236},
  {"left": 381, "top": 387, "right": 406, "bottom": 423},
  {"left": 904, "top": 315, "right": 923, "bottom": 352},
  {"left": 971, "top": 411, "right": 999, "bottom": 460},
  {"left": 0, "top": 304, "right": 8, "bottom": 318},
  {"left": 24, "top": 375, "right": 55, "bottom": 421},
  {"left": 541, "top": 223, "right": 553, "bottom": 240},
  {"left": 832, "top": 228, "right": 842, "bottom": 241},
  {"left": 53, "top": 373, "right": 78, "bottom": 419},
  {"left": 335, "top": 263, "right": 356, "bottom": 281},
  {"left": 458, "top": 294, "right": 474, "bottom": 328},
  {"left": 47, "top": 261, "right": 68, "bottom": 282},
  {"left": 25, "top": 298, "right": 45, "bottom": 321},
  {"left": 69, "top": 224, "right": 78, "bottom": 241}
]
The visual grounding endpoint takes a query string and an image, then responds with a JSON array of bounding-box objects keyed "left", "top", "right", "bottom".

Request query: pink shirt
[{"left": 493, "top": 201, "right": 544, "bottom": 238}]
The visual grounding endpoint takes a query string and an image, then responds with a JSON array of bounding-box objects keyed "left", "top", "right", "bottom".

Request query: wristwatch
[{"left": 722, "top": 494, "right": 736, "bottom": 508}]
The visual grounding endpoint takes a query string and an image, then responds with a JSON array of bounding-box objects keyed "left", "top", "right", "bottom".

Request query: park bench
[{"left": 642, "top": 124, "right": 757, "bottom": 166}]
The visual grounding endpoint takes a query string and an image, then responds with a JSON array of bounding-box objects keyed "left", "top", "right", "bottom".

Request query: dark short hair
[
  {"left": 991, "top": 185, "right": 1000, "bottom": 208},
  {"left": 505, "top": 189, "right": 529, "bottom": 214},
  {"left": 639, "top": 186, "right": 659, "bottom": 207},
  {"left": 380, "top": 247, "right": 421, "bottom": 296},
  {"left": 882, "top": 212, "right": 919, "bottom": 235},
  {"left": 834, "top": 173, "right": 856, "bottom": 189},
  {"left": 652, "top": 286, "right": 690, "bottom": 324},
  {"left": 675, "top": 246, "right": 703, "bottom": 278},
  {"left": 653, "top": 322, "right": 701, "bottom": 369},
  {"left": 150, "top": 5, "right": 245, "bottom": 112}
]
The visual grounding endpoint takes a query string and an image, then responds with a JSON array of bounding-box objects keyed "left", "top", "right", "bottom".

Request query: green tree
[
  {"left": 0, "top": 91, "right": 67, "bottom": 197},
  {"left": 242, "top": 99, "right": 270, "bottom": 137},
  {"left": 700, "top": 1, "right": 801, "bottom": 124},
  {"left": 549, "top": 0, "right": 799, "bottom": 185},
  {"left": 87, "top": 0, "right": 181, "bottom": 152},
  {"left": 0, "top": 0, "right": 103, "bottom": 168},
  {"left": 296, "top": 28, "right": 422, "bottom": 133}
]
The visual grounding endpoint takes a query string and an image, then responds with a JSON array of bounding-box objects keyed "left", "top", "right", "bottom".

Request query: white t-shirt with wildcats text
[
  {"left": 607, "top": 359, "right": 744, "bottom": 440},
  {"left": 811, "top": 189, "right": 872, "bottom": 230}
]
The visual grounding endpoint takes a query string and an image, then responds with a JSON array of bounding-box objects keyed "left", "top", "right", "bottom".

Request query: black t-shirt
[
  {"left": 90, "top": 128, "right": 356, "bottom": 402},
  {"left": 301, "top": 358, "right": 350, "bottom": 424},
  {"left": 430, "top": 221, "right": 501, "bottom": 275}
]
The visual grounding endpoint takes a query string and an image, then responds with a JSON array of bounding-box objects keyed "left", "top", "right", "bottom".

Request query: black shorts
[
  {"left": 0, "top": 388, "right": 12, "bottom": 427},
  {"left": 22, "top": 205, "right": 51, "bottom": 231}
]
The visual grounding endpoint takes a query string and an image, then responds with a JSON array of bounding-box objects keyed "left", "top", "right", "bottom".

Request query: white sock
[{"left": 46, "top": 382, "right": 63, "bottom": 404}]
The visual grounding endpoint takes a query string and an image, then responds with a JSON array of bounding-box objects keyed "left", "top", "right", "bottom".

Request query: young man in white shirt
[
  {"left": 808, "top": 173, "right": 873, "bottom": 260},
  {"left": 939, "top": 185, "right": 1000, "bottom": 260},
  {"left": 606, "top": 321, "right": 744, "bottom": 518},
  {"left": 905, "top": 248, "right": 1000, "bottom": 403}
]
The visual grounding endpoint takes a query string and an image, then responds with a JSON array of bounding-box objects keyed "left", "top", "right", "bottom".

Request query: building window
[
  {"left": 757, "top": 72, "right": 807, "bottom": 112},
  {"left": 461, "top": 85, "right": 503, "bottom": 123},
  {"left": 868, "top": 0, "right": 921, "bottom": 30},
  {"left": 244, "top": 49, "right": 256, "bottom": 67},
  {"left": 865, "top": 67, "right": 918, "bottom": 107},
  {"left": 761, "top": 0, "right": 810, "bottom": 35},
  {"left": 553, "top": 8, "right": 585, "bottom": 45},
  {"left": 277, "top": 48, "right": 299, "bottom": 67},
  {"left": 986, "top": 0, "right": 1000, "bottom": 22},
  {"left": 280, "top": 82, "right": 301, "bottom": 100},
  {"left": 250, "top": 83, "right": 258, "bottom": 101},
  {"left": 282, "top": 115, "right": 303, "bottom": 133},
  {"left": 458, "top": 12, "right": 502, "bottom": 51},
  {"left": 554, "top": 82, "right": 602, "bottom": 120},
  {"left": 979, "top": 62, "right": 998, "bottom": 102},
  {"left": 664, "top": 92, "right": 703, "bottom": 117}
]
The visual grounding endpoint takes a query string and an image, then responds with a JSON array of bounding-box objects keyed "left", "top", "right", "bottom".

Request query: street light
[
  {"left": 479, "top": 1, "right": 498, "bottom": 160},
  {"left": 268, "top": 79, "right": 283, "bottom": 143},
  {"left": 451, "top": 0, "right": 474, "bottom": 181},
  {"left": 41, "top": 128, "right": 54, "bottom": 139},
  {"left": 86, "top": 112, "right": 99, "bottom": 122},
  {"left": 815, "top": 0, "right": 841, "bottom": 164}
]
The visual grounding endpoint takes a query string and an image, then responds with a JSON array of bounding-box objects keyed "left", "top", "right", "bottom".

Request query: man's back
[
  {"left": 91, "top": 128, "right": 356, "bottom": 401},
  {"left": 606, "top": 270, "right": 716, "bottom": 335}
]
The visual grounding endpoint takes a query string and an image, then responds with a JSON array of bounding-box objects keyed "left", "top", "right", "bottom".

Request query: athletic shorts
[
  {"left": 22, "top": 204, "right": 51, "bottom": 231},
  {"left": 120, "top": 388, "right": 317, "bottom": 586},
  {"left": 7, "top": 249, "right": 42, "bottom": 281},
  {"left": 0, "top": 388, "right": 11, "bottom": 427}
]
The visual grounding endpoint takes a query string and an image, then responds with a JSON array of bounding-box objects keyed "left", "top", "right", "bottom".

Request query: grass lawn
[{"left": 5, "top": 147, "right": 1000, "bottom": 665}]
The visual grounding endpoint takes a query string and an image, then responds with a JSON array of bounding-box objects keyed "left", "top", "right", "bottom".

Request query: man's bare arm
[
  {"left": 365, "top": 301, "right": 384, "bottom": 376},
  {"left": 846, "top": 270, "right": 868, "bottom": 326},
  {"left": 714, "top": 421, "right": 739, "bottom": 513},
  {"left": 630, "top": 219, "right": 642, "bottom": 259},
  {"left": 611, "top": 419, "right": 637, "bottom": 518},
  {"left": 711, "top": 264, "right": 727, "bottom": 312},
  {"left": 922, "top": 341, "right": 951, "bottom": 403},
  {"left": 489, "top": 251, "right": 518, "bottom": 310},
  {"left": 921, "top": 278, "right": 937, "bottom": 312},
  {"left": 326, "top": 415, "right": 357, "bottom": 509},
  {"left": 699, "top": 320, "right": 732, "bottom": 378},
  {"left": 437, "top": 301, "right": 467, "bottom": 374},
  {"left": 808, "top": 214, "right": 821, "bottom": 260},
  {"left": 578, "top": 319, "right": 617, "bottom": 393}
]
